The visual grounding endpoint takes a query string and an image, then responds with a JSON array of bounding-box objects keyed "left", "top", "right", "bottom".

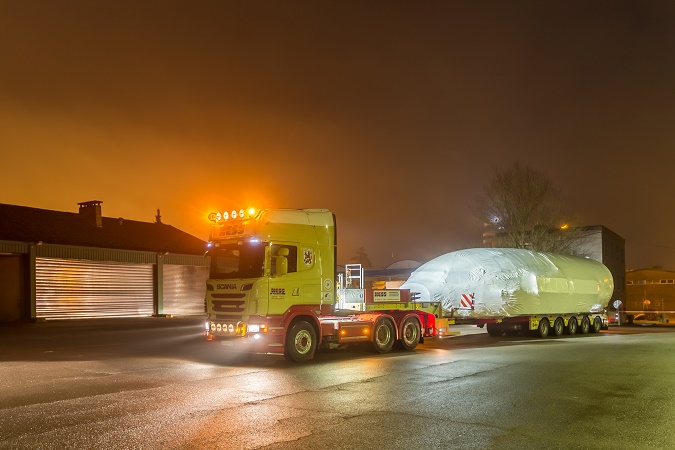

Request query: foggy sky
[{"left": 1, "top": 1, "right": 675, "bottom": 269}]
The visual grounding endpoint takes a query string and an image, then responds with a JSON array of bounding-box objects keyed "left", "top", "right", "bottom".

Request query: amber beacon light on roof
[{"left": 208, "top": 207, "right": 258, "bottom": 223}]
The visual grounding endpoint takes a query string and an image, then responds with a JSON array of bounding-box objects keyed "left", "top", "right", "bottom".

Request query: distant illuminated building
[
  {"left": 362, "top": 260, "right": 422, "bottom": 289},
  {"left": 626, "top": 268, "right": 675, "bottom": 313}
]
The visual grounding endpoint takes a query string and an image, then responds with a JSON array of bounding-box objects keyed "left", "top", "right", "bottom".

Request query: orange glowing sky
[{"left": 2, "top": 1, "right": 675, "bottom": 269}]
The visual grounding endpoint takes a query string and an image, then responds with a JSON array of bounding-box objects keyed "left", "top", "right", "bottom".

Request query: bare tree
[
  {"left": 476, "top": 162, "right": 584, "bottom": 255},
  {"left": 350, "top": 247, "right": 373, "bottom": 268}
]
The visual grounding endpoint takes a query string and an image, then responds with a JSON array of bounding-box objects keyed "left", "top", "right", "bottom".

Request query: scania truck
[{"left": 203, "top": 208, "right": 441, "bottom": 362}]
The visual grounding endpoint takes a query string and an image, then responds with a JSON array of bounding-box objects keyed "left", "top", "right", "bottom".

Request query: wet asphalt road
[{"left": 1, "top": 317, "right": 675, "bottom": 449}]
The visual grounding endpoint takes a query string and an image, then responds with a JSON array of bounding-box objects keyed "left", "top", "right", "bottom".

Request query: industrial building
[
  {"left": 625, "top": 268, "right": 675, "bottom": 314},
  {"left": 572, "top": 225, "right": 626, "bottom": 310},
  {"left": 0, "top": 201, "right": 208, "bottom": 322}
]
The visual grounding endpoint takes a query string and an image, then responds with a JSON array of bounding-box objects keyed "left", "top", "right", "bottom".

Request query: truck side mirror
[{"left": 276, "top": 247, "right": 289, "bottom": 276}]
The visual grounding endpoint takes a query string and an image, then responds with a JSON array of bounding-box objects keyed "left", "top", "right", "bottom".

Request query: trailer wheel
[
  {"left": 373, "top": 319, "right": 395, "bottom": 353},
  {"left": 553, "top": 317, "right": 564, "bottom": 336},
  {"left": 398, "top": 317, "right": 421, "bottom": 351},
  {"left": 284, "top": 321, "right": 317, "bottom": 363},
  {"left": 537, "top": 318, "right": 550, "bottom": 338},
  {"left": 567, "top": 317, "right": 577, "bottom": 335},
  {"left": 591, "top": 316, "right": 602, "bottom": 333},
  {"left": 580, "top": 316, "right": 591, "bottom": 334},
  {"left": 486, "top": 323, "right": 504, "bottom": 337}
]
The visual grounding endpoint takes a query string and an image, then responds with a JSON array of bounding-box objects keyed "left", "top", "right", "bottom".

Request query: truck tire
[
  {"left": 372, "top": 319, "right": 395, "bottom": 353},
  {"left": 567, "top": 317, "right": 577, "bottom": 335},
  {"left": 486, "top": 323, "right": 503, "bottom": 337},
  {"left": 537, "top": 318, "right": 550, "bottom": 338},
  {"left": 591, "top": 316, "right": 602, "bottom": 333},
  {"left": 580, "top": 316, "right": 591, "bottom": 334},
  {"left": 553, "top": 317, "right": 564, "bottom": 336},
  {"left": 284, "top": 321, "right": 317, "bottom": 363},
  {"left": 398, "top": 317, "right": 421, "bottom": 351}
]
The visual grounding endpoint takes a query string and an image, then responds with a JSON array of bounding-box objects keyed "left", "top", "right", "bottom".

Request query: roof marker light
[{"left": 208, "top": 206, "right": 259, "bottom": 223}]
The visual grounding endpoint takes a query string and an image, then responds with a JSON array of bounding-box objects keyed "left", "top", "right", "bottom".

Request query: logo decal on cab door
[{"left": 303, "top": 248, "right": 313, "bottom": 266}]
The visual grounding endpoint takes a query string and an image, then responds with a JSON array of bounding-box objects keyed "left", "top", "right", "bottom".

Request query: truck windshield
[{"left": 209, "top": 242, "right": 265, "bottom": 279}]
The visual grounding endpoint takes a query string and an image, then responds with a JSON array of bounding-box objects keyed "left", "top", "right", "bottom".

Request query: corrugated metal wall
[
  {"left": 36, "top": 258, "right": 153, "bottom": 319},
  {"left": 162, "top": 264, "right": 208, "bottom": 315},
  {"left": 0, "top": 255, "right": 24, "bottom": 322}
]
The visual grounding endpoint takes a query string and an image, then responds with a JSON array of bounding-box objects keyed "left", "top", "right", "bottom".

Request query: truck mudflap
[{"left": 434, "top": 317, "right": 456, "bottom": 336}]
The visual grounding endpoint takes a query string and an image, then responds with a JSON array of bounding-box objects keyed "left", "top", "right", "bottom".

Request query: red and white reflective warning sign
[{"left": 460, "top": 293, "right": 474, "bottom": 309}]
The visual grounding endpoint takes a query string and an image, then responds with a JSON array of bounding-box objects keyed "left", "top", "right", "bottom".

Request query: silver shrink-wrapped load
[{"left": 401, "top": 248, "right": 613, "bottom": 318}]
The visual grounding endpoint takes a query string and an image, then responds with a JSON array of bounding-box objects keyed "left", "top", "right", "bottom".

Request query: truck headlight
[{"left": 248, "top": 324, "right": 261, "bottom": 333}]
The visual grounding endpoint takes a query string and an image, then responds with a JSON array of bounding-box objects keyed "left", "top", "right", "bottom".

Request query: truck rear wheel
[
  {"left": 591, "top": 316, "right": 602, "bottom": 333},
  {"left": 553, "top": 317, "right": 564, "bottom": 336},
  {"left": 537, "top": 318, "right": 550, "bottom": 338},
  {"left": 285, "top": 321, "right": 317, "bottom": 363},
  {"left": 398, "top": 317, "right": 421, "bottom": 351},
  {"left": 580, "top": 316, "right": 590, "bottom": 334},
  {"left": 373, "top": 319, "right": 395, "bottom": 353},
  {"left": 567, "top": 317, "right": 577, "bottom": 335}
]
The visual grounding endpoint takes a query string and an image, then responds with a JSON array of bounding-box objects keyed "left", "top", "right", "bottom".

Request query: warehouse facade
[
  {"left": 625, "top": 268, "right": 675, "bottom": 313},
  {"left": 0, "top": 201, "right": 208, "bottom": 322}
]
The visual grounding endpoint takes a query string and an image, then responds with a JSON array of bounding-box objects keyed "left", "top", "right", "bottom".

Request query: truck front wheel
[
  {"left": 398, "top": 317, "right": 421, "bottom": 351},
  {"left": 285, "top": 321, "right": 317, "bottom": 363},
  {"left": 372, "top": 319, "right": 395, "bottom": 353}
]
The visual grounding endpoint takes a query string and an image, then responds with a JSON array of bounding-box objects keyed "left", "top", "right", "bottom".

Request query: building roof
[
  {"left": 386, "top": 260, "right": 422, "bottom": 270},
  {"left": 627, "top": 268, "right": 675, "bottom": 277},
  {"left": 580, "top": 225, "right": 625, "bottom": 243},
  {"left": 0, "top": 202, "right": 206, "bottom": 255}
]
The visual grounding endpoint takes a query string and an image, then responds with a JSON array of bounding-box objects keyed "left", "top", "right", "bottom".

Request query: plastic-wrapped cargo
[{"left": 400, "top": 248, "right": 613, "bottom": 318}]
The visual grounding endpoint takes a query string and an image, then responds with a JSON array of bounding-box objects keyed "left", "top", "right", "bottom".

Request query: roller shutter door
[
  {"left": 36, "top": 258, "right": 153, "bottom": 319},
  {"left": 162, "top": 264, "right": 208, "bottom": 315}
]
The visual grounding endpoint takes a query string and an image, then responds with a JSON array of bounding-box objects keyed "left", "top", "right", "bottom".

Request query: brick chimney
[{"left": 78, "top": 200, "right": 103, "bottom": 227}]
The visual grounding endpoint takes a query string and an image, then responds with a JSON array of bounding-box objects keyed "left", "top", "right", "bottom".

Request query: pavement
[{"left": 0, "top": 314, "right": 207, "bottom": 343}]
